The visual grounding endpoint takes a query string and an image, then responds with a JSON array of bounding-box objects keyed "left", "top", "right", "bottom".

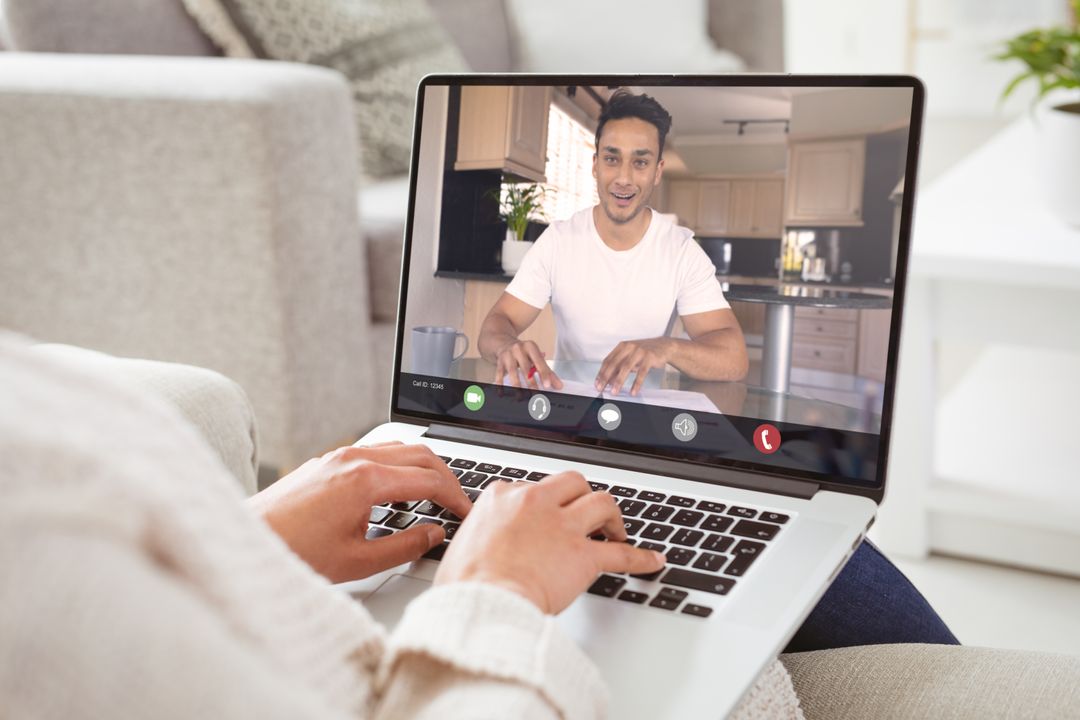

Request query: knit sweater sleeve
[{"left": 374, "top": 583, "right": 606, "bottom": 720}]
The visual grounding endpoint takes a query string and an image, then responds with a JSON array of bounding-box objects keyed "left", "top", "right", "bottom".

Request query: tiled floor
[{"left": 892, "top": 553, "right": 1080, "bottom": 656}]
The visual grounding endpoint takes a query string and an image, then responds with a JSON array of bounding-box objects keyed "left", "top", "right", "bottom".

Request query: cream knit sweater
[{"left": 0, "top": 334, "right": 801, "bottom": 719}]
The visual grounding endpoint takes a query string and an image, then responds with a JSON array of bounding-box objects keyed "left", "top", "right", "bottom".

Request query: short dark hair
[{"left": 594, "top": 89, "right": 673, "bottom": 159}]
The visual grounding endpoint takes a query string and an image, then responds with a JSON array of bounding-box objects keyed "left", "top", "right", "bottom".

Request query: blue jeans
[{"left": 784, "top": 541, "right": 959, "bottom": 653}]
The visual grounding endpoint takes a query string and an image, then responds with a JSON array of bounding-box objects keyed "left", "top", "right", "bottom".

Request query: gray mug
[{"left": 411, "top": 326, "right": 469, "bottom": 376}]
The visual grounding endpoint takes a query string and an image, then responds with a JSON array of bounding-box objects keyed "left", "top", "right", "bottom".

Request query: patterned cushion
[{"left": 181, "top": 0, "right": 467, "bottom": 178}]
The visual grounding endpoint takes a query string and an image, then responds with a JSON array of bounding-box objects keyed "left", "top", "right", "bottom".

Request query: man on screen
[{"left": 477, "top": 89, "right": 748, "bottom": 396}]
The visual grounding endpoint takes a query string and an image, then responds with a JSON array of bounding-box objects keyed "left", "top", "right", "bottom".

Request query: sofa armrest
[
  {"left": 0, "top": 53, "right": 376, "bottom": 471},
  {"left": 34, "top": 344, "right": 259, "bottom": 495}
]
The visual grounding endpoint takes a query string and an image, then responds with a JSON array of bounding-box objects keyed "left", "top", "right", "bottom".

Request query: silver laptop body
[{"left": 342, "top": 74, "right": 924, "bottom": 718}]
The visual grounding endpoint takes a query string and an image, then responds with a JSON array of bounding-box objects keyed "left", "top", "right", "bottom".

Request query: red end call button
[{"left": 753, "top": 424, "right": 781, "bottom": 454}]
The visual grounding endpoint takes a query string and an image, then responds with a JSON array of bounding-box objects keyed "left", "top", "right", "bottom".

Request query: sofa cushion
[
  {"left": 2, "top": 0, "right": 220, "bottom": 56},
  {"left": 358, "top": 176, "right": 410, "bottom": 323},
  {"left": 181, "top": 0, "right": 467, "bottom": 179}
]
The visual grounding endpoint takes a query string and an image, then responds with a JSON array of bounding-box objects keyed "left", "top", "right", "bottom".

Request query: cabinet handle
[
  {"left": 814, "top": 350, "right": 822, "bottom": 357},
  {"left": 817, "top": 325, "right": 824, "bottom": 332},
  {"left": 853, "top": 207, "right": 861, "bottom": 216}
]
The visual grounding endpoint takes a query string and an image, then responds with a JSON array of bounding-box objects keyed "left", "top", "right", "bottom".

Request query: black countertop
[
  {"left": 720, "top": 283, "right": 892, "bottom": 309},
  {"left": 434, "top": 269, "right": 895, "bottom": 292}
]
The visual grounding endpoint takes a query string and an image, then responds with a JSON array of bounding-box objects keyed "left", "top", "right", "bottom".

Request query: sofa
[
  {"left": 0, "top": 0, "right": 782, "bottom": 478},
  {"left": 34, "top": 342, "right": 1080, "bottom": 719}
]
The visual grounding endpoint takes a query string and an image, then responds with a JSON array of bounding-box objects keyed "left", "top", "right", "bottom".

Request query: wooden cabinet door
[
  {"left": 728, "top": 180, "right": 755, "bottom": 235},
  {"left": 505, "top": 86, "right": 552, "bottom": 180},
  {"left": 785, "top": 138, "right": 866, "bottom": 226},
  {"left": 667, "top": 180, "right": 700, "bottom": 231},
  {"left": 697, "top": 180, "right": 732, "bottom": 235},
  {"left": 856, "top": 287, "right": 893, "bottom": 382},
  {"left": 751, "top": 179, "right": 785, "bottom": 238}
]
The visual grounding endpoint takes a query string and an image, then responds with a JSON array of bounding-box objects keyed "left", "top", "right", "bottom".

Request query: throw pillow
[{"left": 181, "top": 0, "right": 468, "bottom": 179}]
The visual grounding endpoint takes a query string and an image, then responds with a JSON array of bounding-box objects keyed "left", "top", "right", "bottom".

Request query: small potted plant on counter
[
  {"left": 493, "top": 182, "right": 549, "bottom": 275},
  {"left": 995, "top": 0, "right": 1080, "bottom": 225}
]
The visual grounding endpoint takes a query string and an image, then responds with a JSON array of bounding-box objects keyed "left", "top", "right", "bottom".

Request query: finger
[
  {"left": 549, "top": 368, "right": 565, "bottom": 390},
  {"left": 612, "top": 349, "right": 646, "bottom": 395},
  {"left": 595, "top": 343, "right": 632, "bottom": 391},
  {"left": 536, "top": 471, "right": 592, "bottom": 505},
  {"left": 521, "top": 343, "right": 552, "bottom": 390},
  {"left": 361, "top": 524, "right": 444, "bottom": 574},
  {"left": 567, "top": 491, "right": 626, "bottom": 540},
  {"left": 348, "top": 445, "right": 463, "bottom": 501},
  {"left": 630, "top": 366, "right": 649, "bottom": 396},
  {"left": 590, "top": 540, "right": 667, "bottom": 576},
  {"left": 366, "top": 465, "right": 472, "bottom": 519}
]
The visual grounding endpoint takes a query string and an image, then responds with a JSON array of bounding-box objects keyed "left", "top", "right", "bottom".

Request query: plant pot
[
  {"left": 501, "top": 231, "right": 533, "bottom": 275},
  {"left": 1039, "top": 102, "right": 1080, "bottom": 226}
]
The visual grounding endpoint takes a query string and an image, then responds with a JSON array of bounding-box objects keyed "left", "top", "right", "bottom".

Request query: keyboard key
[
  {"left": 682, "top": 604, "right": 713, "bottom": 618},
  {"left": 727, "top": 506, "right": 757, "bottom": 519},
  {"left": 662, "top": 568, "right": 736, "bottom": 595},
  {"left": 702, "top": 534, "right": 734, "bottom": 553},
  {"left": 476, "top": 463, "right": 501, "bottom": 474},
  {"left": 731, "top": 519, "right": 781, "bottom": 541},
  {"left": 369, "top": 507, "right": 392, "bottom": 524},
  {"left": 443, "top": 522, "right": 462, "bottom": 540},
  {"left": 642, "top": 504, "right": 675, "bottom": 522},
  {"left": 760, "top": 512, "right": 790, "bottom": 525},
  {"left": 665, "top": 547, "right": 696, "bottom": 566},
  {"left": 670, "top": 528, "right": 705, "bottom": 547},
  {"left": 587, "top": 574, "right": 626, "bottom": 598},
  {"left": 665, "top": 495, "right": 695, "bottom": 507},
  {"left": 414, "top": 517, "right": 443, "bottom": 528},
  {"left": 641, "top": 523, "right": 675, "bottom": 542},
  {"left": 463, "top": 488, "right": 480, "bottom": 502},
  {"left": 527, "top": 471, "right": 549, "bottom": 482},
  {"left": 588, "top": 481, "right": 610, "bottom": 491},
  {"left": 440, "top": 508, "right": 462, "bottom": 522},
  {"left": 619, "top": 499, "right": 646, "bottom": 517},
  {"left": 500, "top": 467, "right": 528, "bottom": 479},
  {"left": 437, "top": 456, "right": 452, "bottom": 464},
  {"left": 618, "top": 590, "right": 648, "bottom": 604},
  {"left": 649, "top": 587, "right": 688, "bottom": 611},
  {"left": 623, "top": 518, "right": 645, "bottom": 535},
  {"left": 701, "top": 514, "right": 734, "bottom": 533},
  {"left": 423, "top": 542, "right": 448, "bottom": 561},
  {"left": 671, "top": 509, "right": 705, "bottom": 527},
  {"left": 450, "top": 469, "right": 464, "bottom": 478},
  {"left": 459, "top": 471, "right": 488, "bottom": 488},
  {"left": 630, "top": 541, "right": 666, "bottom": 580},
  {"left": 391, "top": 500, "right": 419, "bottom": 511},
  {"left": 697, "top": 500, "right": 726, "bottom": 513},
  {"left": 385, "top": 512, "right": 416, "bottom": 530},
  {"left": 365, "top": 526, "right": 393, "bottom": 540},
  {"left": 481, "top": 475, "right": 510, "bottom": 489},
  {"left": 610, "top": 485, "right": 637, "bottom": 497},
  {"left": 692, "top": 552, "right": 727, "bottom": 573},
  {"left": 413, "top": 500, "right": 443, "bottom": 516},
  {"left": 724, "top": 540, "right": 766, "bottom": 577},
  {"left": 638, "top": 490, "right": 666, "bottom": 502},
  {"left": 450, "top": 459, "right": 476, "bottom": 470}
]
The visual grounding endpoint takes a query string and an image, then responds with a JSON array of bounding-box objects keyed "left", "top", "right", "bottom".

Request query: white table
[{"left": 872, "top": 116, "right": 1080, "bottom": 575}]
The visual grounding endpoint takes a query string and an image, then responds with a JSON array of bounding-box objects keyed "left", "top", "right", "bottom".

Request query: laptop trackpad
[{"left": 364, "top": 574, "right": 432, "bottom": 629}]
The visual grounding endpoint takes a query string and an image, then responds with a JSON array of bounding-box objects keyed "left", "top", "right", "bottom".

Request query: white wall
[{"left": 401, "top": 85, "right": 466, "bottom": 369}]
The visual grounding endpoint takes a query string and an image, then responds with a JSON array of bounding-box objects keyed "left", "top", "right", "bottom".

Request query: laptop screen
[{"left": 392, "top": 76, "right": 922, "bottom": 492}]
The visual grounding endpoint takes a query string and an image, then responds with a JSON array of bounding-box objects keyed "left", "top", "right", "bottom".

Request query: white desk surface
[{"left": 911, "top": 115, "right": 1080, "bottom": 289}]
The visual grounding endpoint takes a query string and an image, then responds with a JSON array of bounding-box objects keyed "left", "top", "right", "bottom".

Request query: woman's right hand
[
  {"left": 434, "top": 471, "right": 666, "bottom": 614},
  {"left": 494, "top": 339, "right": 564, "bottom": 390}
]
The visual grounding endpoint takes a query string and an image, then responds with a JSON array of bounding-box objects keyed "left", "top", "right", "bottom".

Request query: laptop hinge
[{"left": 424, "top": 423, "right": 819, "bottom": 501}]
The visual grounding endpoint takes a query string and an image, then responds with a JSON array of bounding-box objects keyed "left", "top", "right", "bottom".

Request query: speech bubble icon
[{"left": 600, "top": 408, "right": 619, "bottom": 423}]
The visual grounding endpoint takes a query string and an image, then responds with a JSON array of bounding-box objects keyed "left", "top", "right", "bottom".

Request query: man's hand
[
  {"left": 594, "top": 337, "right": 672, "bottom": 396},
  {"left": 247, "top": 443, "right": 473, "bottom": 583},
  {"left": 494, "top": 339, "right": 564, "bottom": 391},
  {"left": 435, "top": 472, "right": 666, "bottom": 614}
]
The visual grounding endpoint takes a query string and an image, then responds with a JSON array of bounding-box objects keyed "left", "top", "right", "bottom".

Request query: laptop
[{"left": 344, "top": 74, "right": 924, "bottom": 717}]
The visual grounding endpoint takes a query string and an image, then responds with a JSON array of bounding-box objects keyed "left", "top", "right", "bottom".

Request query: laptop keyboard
[{"left": 367, "top": 456, "right": 792, "bottom": 619}]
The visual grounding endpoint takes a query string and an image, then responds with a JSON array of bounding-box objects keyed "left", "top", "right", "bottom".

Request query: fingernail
[
  {"left": 426, "top": 526, "right": 443, "bottom": 546},
  {"left": 653, "top": 551, "right": 666, "bottom": 565}
]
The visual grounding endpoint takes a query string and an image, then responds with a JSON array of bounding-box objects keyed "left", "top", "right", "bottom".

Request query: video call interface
[{"left": 395, "top": 79, "right": 918, "bottom": 487}]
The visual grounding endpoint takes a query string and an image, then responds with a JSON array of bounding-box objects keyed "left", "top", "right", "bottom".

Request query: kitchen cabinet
[
  {"left": 856, "top": 287, "right": 893, "bottom": 382},
  {"left": 791, "top": 305, "right": 859, "bottom": 374},
  {"left": 729, "top": 179, "right": 785, "bottom": 238},
  {"left": 455, "top": 86, "right": 552, "bottom": 182},
  {"left": 785, "top": 138, "right": 866, "bottom": 227},
  {"left": 462, "top": 280, "right": 556, "bottom": 358},
  {"left": 663, "top": 178, "right": 783, "bottom": 238}
]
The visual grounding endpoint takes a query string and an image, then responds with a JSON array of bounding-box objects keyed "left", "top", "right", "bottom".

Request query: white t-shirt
[{"left": 505, "top": 207, "right": 730, "bottom": 362}]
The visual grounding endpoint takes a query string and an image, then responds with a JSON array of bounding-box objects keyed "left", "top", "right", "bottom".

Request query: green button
[{"left": 463, "top": 385, "right": 485, "bottom": 411}]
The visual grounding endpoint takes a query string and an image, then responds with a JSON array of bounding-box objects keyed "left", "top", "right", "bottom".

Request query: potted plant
[
  {"left": 492, "top": 182, "right": 549, "bottom": 275},
  {"left": 995, "top": 0, "right": 1080, "bottom": 225}
]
